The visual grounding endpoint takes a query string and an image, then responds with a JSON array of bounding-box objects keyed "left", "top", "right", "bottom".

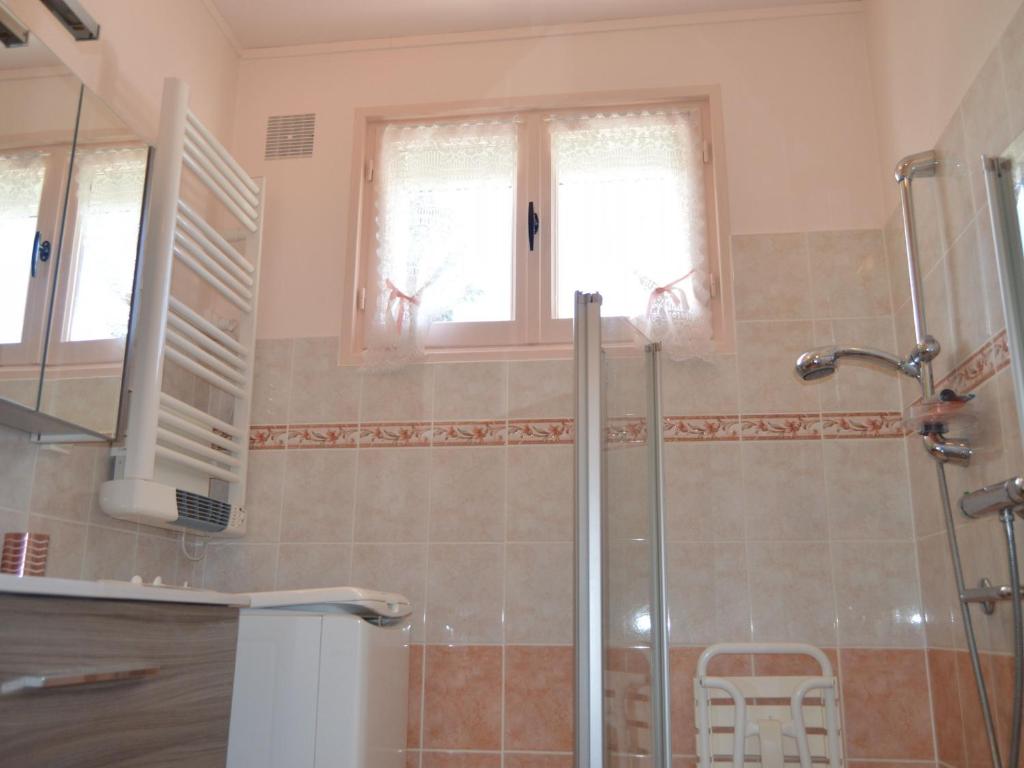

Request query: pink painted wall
[
  {"left": 4, "top": 0, "right": 239, "bottom": 145},
  {"left": 228, "top": 5, "right": 885, "bottom": 340},
  {"left": 864, "top": 0, "right": 1024, "bottom": 211}
]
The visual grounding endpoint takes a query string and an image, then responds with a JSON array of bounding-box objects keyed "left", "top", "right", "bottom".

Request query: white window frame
[{"left": 342, "top": 87, "right": 732, "bottom": 363}]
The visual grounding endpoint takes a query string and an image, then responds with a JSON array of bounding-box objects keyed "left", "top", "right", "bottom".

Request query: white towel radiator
[{"left": 100, "top": 78, "right": 264, "bottom": 537}]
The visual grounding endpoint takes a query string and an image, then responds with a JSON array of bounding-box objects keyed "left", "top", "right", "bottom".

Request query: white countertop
[{"left": 0, "top": 573, "right": 250, "bottom": 607}]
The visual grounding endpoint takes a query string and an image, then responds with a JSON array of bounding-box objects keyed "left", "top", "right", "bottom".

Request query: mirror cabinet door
[{"left": 0, "top": 33, "right": 81, "bottom": 413}]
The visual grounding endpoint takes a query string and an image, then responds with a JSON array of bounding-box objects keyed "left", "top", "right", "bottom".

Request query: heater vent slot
[
  {"left": 175, "top": 489, "right": 232, "bottom": 533},
  {"left": 265, "top": 113, "right": 315, "bottom": 160}
]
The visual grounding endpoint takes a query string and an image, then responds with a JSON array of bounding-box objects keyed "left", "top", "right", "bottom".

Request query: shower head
[{"left": 795, "top": 345, "right": 922, "bottom": 382}]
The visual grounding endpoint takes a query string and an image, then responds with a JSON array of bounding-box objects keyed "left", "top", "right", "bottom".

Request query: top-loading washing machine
[{"left": 226, "top": 587, "right": 412, "bottom": 768}]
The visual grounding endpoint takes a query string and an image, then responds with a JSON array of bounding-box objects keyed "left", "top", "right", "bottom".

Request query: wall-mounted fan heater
[{"left": 100, "top": 78, "right": 264, "bottom": 537}]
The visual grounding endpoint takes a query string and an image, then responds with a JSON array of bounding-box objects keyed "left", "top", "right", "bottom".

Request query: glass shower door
[{"left": 574, "top": 292, "right": 671, "bottom": 768}]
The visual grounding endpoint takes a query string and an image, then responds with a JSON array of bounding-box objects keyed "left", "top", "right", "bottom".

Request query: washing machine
[{"left": 226, "top": 587, "right": 412, "bottom": 768}]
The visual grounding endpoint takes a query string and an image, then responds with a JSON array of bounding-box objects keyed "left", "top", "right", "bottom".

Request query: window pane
[
  {"left": 64, "top": 146, "right": 147, "bottom": 342},
  {"left": 0, "top": 152, "right": 46, "bottom": 344},
  {"left": 374, "top": 120, "right": 517, "bottom": 327},
  {"left": 549, "top": 110, "right": 707, "bottom": 320}
]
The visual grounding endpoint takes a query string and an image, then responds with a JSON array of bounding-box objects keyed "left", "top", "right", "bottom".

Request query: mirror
[{"left": 0, "top": 16, "right": 149, "bottom": 440}]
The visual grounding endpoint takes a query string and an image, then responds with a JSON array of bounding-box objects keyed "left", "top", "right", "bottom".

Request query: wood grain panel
[{"left": 0, "top": 594, "right": 239, "bottom": 768}]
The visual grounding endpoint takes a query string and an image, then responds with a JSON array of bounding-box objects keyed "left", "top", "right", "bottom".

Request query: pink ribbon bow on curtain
[
  {"left": 385, "top": 279, "right": 421, "bottom": 335},
  {"left": 646, "top": 269, "right": 696, "bottom": 318}
]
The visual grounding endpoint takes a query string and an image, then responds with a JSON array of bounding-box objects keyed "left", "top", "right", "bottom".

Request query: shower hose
[{"left": 936, "top": 460, "right": 1023, "bottom": 768}]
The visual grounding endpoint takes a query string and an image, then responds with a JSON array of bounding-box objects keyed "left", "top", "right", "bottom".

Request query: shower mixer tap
[{"left": 960, "top": 476, "right": 1024, "bottom": 519}]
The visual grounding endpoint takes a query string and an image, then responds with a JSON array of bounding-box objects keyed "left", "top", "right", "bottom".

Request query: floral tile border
[
  {"left": 821, "top": 411, "right": 904, "bottom": 439},
  {"left": 663, "top": 415, "right": 741, "bottom": 442},
  {"left": 249, "top": 425, "right": 288, "bottom": 450},
  {"left": 284, "top": 423, "right": 360, "bottom": 449},
  {"left": 507, "top": 418, "right": 575, "bottom": 445},
  {"left": 606, "top": 417, "right": 648, "bottom": 445},
  {"left": 432, "top": 420, "right": 508, "bottom": 446},
  {"left": 739, "top": 413, "right": 822, "bottom": 440},
  {"left": 937, "top": 328, "right": 1010, "bottom": 396},
  {"left": 359, "top": 422, "right": 432, "bottom": 448}
]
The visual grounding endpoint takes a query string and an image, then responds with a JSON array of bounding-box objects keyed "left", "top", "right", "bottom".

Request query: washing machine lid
[{"left": 245, "top": 587, "right": 412, "bottom": 618}]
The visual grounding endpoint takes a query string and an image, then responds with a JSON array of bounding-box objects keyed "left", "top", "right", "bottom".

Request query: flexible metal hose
[{"left": 1002, "top": 508, "right": 1023, "bottom": 768}]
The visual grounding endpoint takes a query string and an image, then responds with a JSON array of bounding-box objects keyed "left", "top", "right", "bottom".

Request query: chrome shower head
[{"left": 795, "top": 345, "right": 922, "bottom": 382}]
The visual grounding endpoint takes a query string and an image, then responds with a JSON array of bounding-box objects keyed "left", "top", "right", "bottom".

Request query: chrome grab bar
[{"left": 1, "top": 663, "right": 160, "bottom": 695}]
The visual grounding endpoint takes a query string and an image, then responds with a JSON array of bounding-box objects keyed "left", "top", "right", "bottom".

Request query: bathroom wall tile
[
  {"left": 506, "top": 445, "right": 573, "bottom": 542},
  {"left": 425, "top": 543, "right": 504, "bottom": 643},
  {"left": 243, "top": 450, "right": 284, "bottom": 543},
  {"left": 135, "top": 531, "right": 181, "bottom": 584},
  {"left": 508, "top": 359, "right": 574, "bottom": 418},
  {"left": 751, "top": 647, "right": 838, "bottom": 677},
  {"left": 422, "top": 753, "right": 500, "bottom": 768},
  {"left": 288, "top": 337, "right": 360, "bottom": 422},
  {"left": 962, "top": 48, "right": 1012, "bottom": 216},
  {"left": 747, "top": 541, "right": 836, "bottom": 647},
  {"left": 946, "top": 219, "right": 999, "bottom": 365},
  {"left": 605, "top": 538, "right": 652, "bottom": 648},
  {"left": 27, "top": 515, "right": 86, "bottom": 579},
  {"left": 354, "top": 448, "right": 429, "bottom": 542},
  {"left": 736, "top": 320, "right": 820, "bottom": 414},
  {"left": 0, "top": 427, "right": 36, "bottom": 512},
  {"left": 832, "top": 541, "right": 923, "bottom": 648},
  {"left": 351, "top": 543, "right": 427, "bottom": 641},
  {"left": 606, "top": 444, "right": 649, "bottom": 542},
  {"left": 81, "top": 526, "right": 137, "bottom": 582},
  {"left": 1001, "top": 1, "right": 1024, "bottom": 138},
  {"left": 360, "top": 363, "right": 433, "bottom": 422},
  {"left": 732, "top": 233, "right": 810, "bottom": 321},
  {"left": 823, "top": 439, "right": 912, "bottom": 540},
  {"left": 251, "top": 338, "right": 293, "bottom": 423},
  {"left": 663, "top": 442, "right": 742, "bottom": 542},
  {"left": 605, "top": 354, "right": 647, "bottom": 419},
  {"left": 422, "top": 645, "right": 502, "bottom": 750},
  {"left": 504, "top": 645, "right": 573, "bottom": 751},
  {"left": 812, "top": 318, "right": 901, "bottom": 412},
  {"left": 916, "top": 531, "right": 959, "bottom": 650},
  {"left": 807, "top": 230, "right": 890, "bottom": 319},
  {"left": 935, "top": 110, "right": 977, "bottom": 248},
  {"left": 884, "top": 207, "right": 910, "bottom": 315},
  {"left": 741, "top": 441, "right": 827, "bottom": 541},
  {"left": 429, "top": 447, "right": 506, "bottom": 542},
  {"left": 840, "top": 649, "right": 934, "bottom": 759},
  {"left": 922, "top": 257, "right": 955, "bottom": 383},
  {"left": 29, "top": 444, "right": 99, "bottom": 523},
  {"left": 660, "top": 354, "right": 739, "bottom": 416},
  {"left": 504, "top": 542, "right": 573, "bottom": 644},
  {"left": 928, "top": 649, "right": 966, "bottom": 768},
  {"left": 0, "top": 506, "right": 28, "bottom": 536},
  {"left": 906, "top": 435, "right": 943, "bottom": 538},
  {"left": 995, "top": 367, "right": 1024, "bottom": 475},
  {"left": 504, "top": 755, "right": 573, "bottom": 768},
  {"left": 203, "top": 543, "right": 277, "bottom": 592},
  {"left": 407, "top": 644, "right": 424, "bottom": 748},
  {"left": 910, "top": 179, "right": 946, "bottom": 277},
  {"left": 433, "top": 362, "right": 508, "bottom": 420},
  {"left": 406, "top": 750, "right": 421, "bottom": 768},
  {"left": 281, "top": 449, "right": 355, "bottom": 542},
  {"left": 957, "top": 649, "right": 997, "bottom": 766},
  {"left": 893, "top": 299, "right": 921, "bottom": 407},
  {"left": 975, "top": 204, "right": 1007, "bottom": 337},
  {"left": 275, "top": 543, "right": 351, "bottom": 589},
  {"left": 667, "top": 542, "right": 751, "bottom": 645}
]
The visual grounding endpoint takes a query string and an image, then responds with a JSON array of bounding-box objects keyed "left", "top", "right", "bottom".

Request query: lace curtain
[
  {"left": 549, "top": 109, "right": 712, "bottom": 359},
  {"left": 66, "top": 146, "right": 148, "bottom": 341},
  {"left": 0, "top": 152, "right": 47, "bottom": 345},
  {"left": 366, "top": 120, "right": 517, "bottom": 368}
]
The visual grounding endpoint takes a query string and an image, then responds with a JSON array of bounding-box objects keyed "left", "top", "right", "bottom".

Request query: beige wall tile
[
  {"left": 250, "top": 338, "right": 293, "bottom": 423},
  {"left": 135, "top": 531, "right": 182, "bottom": 584},
  {"left": 832, "top": 540, "right": 924, "bottom": 648},
  {"left": 934, "top": 110, "right": 976, "bottom": 248},
  {"left": 946, "top": 219, "right": 999, "bottom": 364},
  {"left": 27, "top": 514, "right": 86, "bottom": 579},
  {"left": 506, "top": 445, "right": 573, "bottom": 542},
  {"left": 884, "top": 207, "right": 910, "bottom": 314},
  {"left": 243, "top": 450, "right": 284, "bottom": 543},
  {"left": 425, "top": 542, "right": 504, "bottom": 643},
  {"left": 508, "top": 359, "right": 573, "bottom": 418},
  {"left": 916, "top": 531, "right": 960, "bottom": 650},
  {"left": 289, "top": 337, "right": 360, "bottom": 422},
  {"left": 429, "top": 447, "right": 506, "bottom": 542},
  {"left": 351, "top": 542, "right": 427, "bottom": 641},
  {"left": 732, "top": 233, "right": 810, "bottom": 321},
  {"left": 1002, "top": 1, "right": 1024, "bottom": 139},
  {"left": 666, "top": 541, "right": 751, "bottom": 645},
  {"left": 747, "top": 541, "right": 837, "bottom": 647},
  {"left": 962, "top": 48, "right": 1013, "bottom": 216},
  {"left": 823, "top": 439, "right": 913, "bottom": 541},
  {"left": 741, "top": 441, "right": 827, "bottom": 541},
  {"left": 606, "top": 538, "right": 651, "bottom": 648},
  {"left": 281, "top": 449, "right": 356, "bottom": 542},
  {"left": 606, "top": 444, "right": 649, "bottom": 542},
  {"left": 433, "top": 362, "right": 508, "bottom": 420},
  {"left": 736, "top": 320, "right": 820, "bottom": 414},
  {"left": 663, "top": 442, "right": 742, "bottom": 542},
  {"left": 660, "top": 355, "right": 739, "bottom": 415},
  {"left": 807, "top": 230, "right": 890, "bottom": 319},
  {"left": 275, "top": 542, "right": 351, "bottom": 589},
  {"left": 812, "top": 317, "right": 901, "bottom": 412},
  {"left": 355, "top": 448, "right": 429, "bottom": 542},
  {"left": 81, "top": 526, "right": 137, "bottom": 582},
  {"left": 203, "top": 543, "right": 277, "bottom": 592},
  {"left": 906, "top": 435, "right": 943, "bottom": 538},
  {"left": 504, "top": 542, "right": 572, "bottom": 644},
  {"left": 360, "top": 364, "right": 433, "bottom": 422},
  {"left": 29, "top": 444, "right": 100, "bottom": 523}
]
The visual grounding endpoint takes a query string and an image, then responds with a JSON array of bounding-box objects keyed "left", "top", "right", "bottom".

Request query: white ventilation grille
[{"left": 265, "top": 113, "right": 315, "bottom": 160}]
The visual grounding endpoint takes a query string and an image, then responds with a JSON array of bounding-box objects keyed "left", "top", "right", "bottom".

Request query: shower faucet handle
[{"left": 960, "top": 476, "right": 1024, "bottom": 519}]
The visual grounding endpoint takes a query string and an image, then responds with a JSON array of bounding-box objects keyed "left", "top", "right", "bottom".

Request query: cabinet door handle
[{"left": 1, "top": 663, "right": 160, "bottom": 695}]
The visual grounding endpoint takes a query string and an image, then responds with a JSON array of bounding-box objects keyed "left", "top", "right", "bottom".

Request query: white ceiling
[{"left": 211, "top": 0, "right": 849, "bottom": 50}]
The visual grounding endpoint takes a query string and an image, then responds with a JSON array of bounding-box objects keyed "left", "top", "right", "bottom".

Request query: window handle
[
  {"left": 30, "top": 231, "right": 51, "bottom": 278},
  {"left": 527, "top": 201, "right": 540, "bottom": 251}
]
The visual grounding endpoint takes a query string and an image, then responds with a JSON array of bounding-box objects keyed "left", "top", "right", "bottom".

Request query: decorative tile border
[
  {"left": 249, "top": 424, "right": 288, "bottom": 450},
  {"left": 663, "top": 415, "right": 740, "bottom": 442},
  {"left": 359, "top": 422, "right": 432, "bottom": 448},
  {"left": 739, "top": 413, "right": 821, "bottom": 440},
  {"left": 507, "top": 418, "right": 574, "bottom": 445},
  {"left": 432, "top": 420, "right": 507, "bottom": 446},
  {"left": 821, "top": 411, "right": 904, "bottom": 439},
  {"left": 606, "top": 417, "right": 647, "bottom": 445},
  {"left": 936, "top": 328, "right": 1010, "bottom": 396},
  {"left": 284, "top": 423, "right": 360, "bottom": 449}
]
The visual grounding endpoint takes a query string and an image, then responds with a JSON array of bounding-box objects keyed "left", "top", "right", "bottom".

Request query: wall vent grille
[
  {"left": 175, "top": 489, "right": 232, "bottom": 533},
  {"left": 265, "top": 113, "right": 315, "bottom": 160}
]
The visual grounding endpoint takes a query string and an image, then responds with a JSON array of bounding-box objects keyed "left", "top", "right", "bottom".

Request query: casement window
[{"left": 354, "top": 97, "right": 723, "bottom": 361}]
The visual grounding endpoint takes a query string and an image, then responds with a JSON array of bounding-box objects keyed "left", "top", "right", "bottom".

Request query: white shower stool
[{"left": 694, "top": 642, "right": 843, "bottom": 768}]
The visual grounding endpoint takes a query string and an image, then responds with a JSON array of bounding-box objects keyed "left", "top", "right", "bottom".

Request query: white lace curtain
[
  {"left": 548, "top": 108, "right": 712, "bottom": 360},
  {"left": 0, "top": 151, "right": 46, "bottom": 219},
  {"left": 366, "top": 120, "right": 517, "bottom": 367},
  {"left": 0, "top": 152, "right": 47, "bottom": 345}
]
